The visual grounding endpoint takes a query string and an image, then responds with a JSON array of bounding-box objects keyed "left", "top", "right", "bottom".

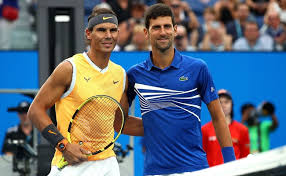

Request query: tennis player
[
  {"left": 28, "top": 7, "right": 143, "bottom": 176},
  {"left": 127, "top": 4, "right": 235, "bottom": 175}
]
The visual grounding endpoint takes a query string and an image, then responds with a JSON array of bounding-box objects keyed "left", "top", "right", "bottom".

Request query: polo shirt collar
[{"left": 146, "top": 48, "right": 182, "bottom": 71}]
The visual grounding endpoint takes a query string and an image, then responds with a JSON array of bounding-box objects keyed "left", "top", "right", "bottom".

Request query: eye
[
  {"left": 97, "top": 28, "right": 106, "bottom": 32},
  {"left": 164, "top": 24, "right": 172, "bottom": 29},
  {"left": 152, "top": 25, "right": 161, "bottom": 30},
  {"left": 110, "top": 28, "right": 118, "bottom": 32}
]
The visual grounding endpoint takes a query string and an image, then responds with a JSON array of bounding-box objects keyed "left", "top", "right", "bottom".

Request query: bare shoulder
[{"left": 50, "top": 60, "right": 73, "bottom": 85}]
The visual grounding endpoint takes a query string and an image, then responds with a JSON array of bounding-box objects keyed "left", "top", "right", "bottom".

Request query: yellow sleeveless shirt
[{"left": 51, "top": 52, "right": 126, "bottom": 166}]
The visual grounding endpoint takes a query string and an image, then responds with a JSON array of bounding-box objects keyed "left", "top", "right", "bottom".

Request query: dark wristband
[
  {"left": 41, "top": 124, "right": 64, "bottom": 148},
  {"left": 222, "top": 147, "right": 236, "bottom": 163}
]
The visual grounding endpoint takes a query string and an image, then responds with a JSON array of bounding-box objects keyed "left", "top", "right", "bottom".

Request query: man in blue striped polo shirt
[{"left": 127, "top": 3, "right": 235, "bottom": 176}]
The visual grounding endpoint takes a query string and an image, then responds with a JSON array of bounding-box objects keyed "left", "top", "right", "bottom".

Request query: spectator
[
  {"left": 125, "top": 24, "right": 150, "bottom": 51},
  {"left": 233, "top": 20, "right": 274, "bottom": 51},
  {"left": 199, "top": 21, "right": 232, "bottom": 51},
  {"left": 2, "top": 101, "right": 34, "bottom": 158},
  {"left": 214, "top": 0, "right": 236, "bottom": 25},
  {"left": 169, "top": 0, "right": 201, "bottom": 46},
  {"left": 185, "top": 0, "right": 218, "bottom": 24},
  {"left": 202, "top": 89, "right": 250, "bottom": 167},
  {"left": 260, "top": 10, "right": 286, "bottom": 51},
  {"left": 226, "top": 3, "right": 254, "bottom": 43},
  {"left": 0, "top": 0, "right": 19, "bottom": 50},
  {"left": 202, "top": 7, "right": 217, "bottom": 33},
  {"left": 111, "top": 0, "right": 146, "bottom": 49},
  {"left": 107, "top": 0, "right": 132, "bottom": 24},
  {"left": 241, "top": 102, "right": 279, "bottom": 153},
  {"left": 246, "top": 0, "right": 269, "bottom": 27},
  {"left": 174, "top": 25, "right": 196, "bottom": 51}
]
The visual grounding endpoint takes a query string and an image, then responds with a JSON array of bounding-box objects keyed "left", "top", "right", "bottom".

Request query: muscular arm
[
  {"left": 28, "top": 61, "right": 89, "bottom": 164},
  {"left": 28, "top": 61, "right": 72, "bottom": 131},
  {"left": 207, "top": 99, "right": 233, "bottom": 148},
  {"left": 114, "top": 76, "right": 144, "bottom": 136}
]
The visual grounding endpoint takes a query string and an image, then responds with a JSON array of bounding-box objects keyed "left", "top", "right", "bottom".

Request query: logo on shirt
[
  {"left": 113, "top": 80, "right": 119, "bottom": 84},
  {"left": 84, "top": 77, "right": 91, "bottom": 82},
  {"left": 208, "top": 136, "right": 217, "bottom": 141},
  {"left": 211, "top": 87, "right": 215, "bottom": 92},
  {"left": 48, "top": 130, "right": 57, "bottom": 135},
  {"left": 103, "top": 16, "right": 113, "bottom": 20},
  {"left": 179, "top": 76, "right": 188, "bottom": 81}
]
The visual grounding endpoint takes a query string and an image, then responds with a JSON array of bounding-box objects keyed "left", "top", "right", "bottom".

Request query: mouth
[
  {"left": 102, "top": 42, "right": 113, "bottom": 48},
  {"left": 157, "top": 38, "right": 169, "bottom": 43}
]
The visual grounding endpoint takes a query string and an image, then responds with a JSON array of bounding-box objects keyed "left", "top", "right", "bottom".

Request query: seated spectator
[
  {"left": 199, "top": 21, "right": 232, "bottom": 51},
  {"left": 174, "top": 25, "right": 196, "bottom": 51},
  {"left": 227, "top": 3, "right": 255, "bottom": 43},
  {"left": 124, "top": 24, "right": 150, "bottom": 51},
  {"left": 214, "top": 0, "right": 236, "bottom": 25},
  {"left": 120, "top": 1, "right": 146, "bottom": 50},
  {"left": 260, "top": 11, "right": 286, "bottom": 51},
  {"left": 246, "top": 0, "right": 269, "bottom": 27},
  {"left": 233, "top": 20, "right": 274, "bottom": 51},
  {"left": 185, "top": 0, "right": 218, "bottom": 24},
  {"left": 202, "top": 7, "right": 217, "bottom": 33},
  {"left": 169, "top": 0, "right": 201, "bottom": 46}
]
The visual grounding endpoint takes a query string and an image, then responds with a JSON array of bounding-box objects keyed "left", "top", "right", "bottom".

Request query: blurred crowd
[
  {"left": 85, "top": 0, "right": 286, "bottom": 51},
  {"left": 1, "top": 0, "right": 286, "bottom": 51}
]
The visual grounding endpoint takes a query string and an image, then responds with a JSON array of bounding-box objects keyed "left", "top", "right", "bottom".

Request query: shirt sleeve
[
  {"left": 127, "top": 68, "right": 137, "bottom": 107},
  {"left": 198, "top": 62, "right": 218, "bottom": 105}
]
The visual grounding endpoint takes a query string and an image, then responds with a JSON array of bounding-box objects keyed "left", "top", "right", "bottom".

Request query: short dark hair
[
  {"left": 144, "top": 3, "right": 175, "bottom": 29},
  {"left": 241, "top": 103, "right": 255, "bottom": 115}
]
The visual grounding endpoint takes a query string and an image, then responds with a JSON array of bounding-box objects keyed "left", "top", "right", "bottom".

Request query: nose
[
  {"left": 160, "top": 27, "right": 167, "bottom": 35},
  {"left": 105, "top": 30, "right": 112, "bottom": 38}
]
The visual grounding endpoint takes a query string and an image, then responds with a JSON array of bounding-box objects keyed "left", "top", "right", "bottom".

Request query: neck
[
  {"left": 151, "top": 47, "right": 174, "bottom": 69},
  {"left": 248, "top": 39, "right": 257, "bottom": 47},
  {"left": 87, "top": 50, "right": 110, "bottom": 69}
]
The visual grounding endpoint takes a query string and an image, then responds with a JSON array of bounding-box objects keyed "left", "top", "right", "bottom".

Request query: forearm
[
  {"left": 208, "top": 99, "right": 233, "bottom": 148},
  {"left": 122, "top": 116, "right": 144, "bottom": 136},
  {"left": 28, "top": 103, "right": 54, "bottom": 132},
  {"left": 212, "top": 117, "right": 233, "bottom": 148}
]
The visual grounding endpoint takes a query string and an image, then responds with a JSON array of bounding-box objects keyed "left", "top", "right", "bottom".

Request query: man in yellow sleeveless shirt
[{"left": 27, "top": 7, "right": 143, "bottom": 176}]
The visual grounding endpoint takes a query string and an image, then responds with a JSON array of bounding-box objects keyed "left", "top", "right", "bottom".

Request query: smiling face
[
  {"left": 145, "top": 16, "right": 176, "bottom": 53},
  {"left": 86, "top": 22, "right": 118, "bottom": 53}
]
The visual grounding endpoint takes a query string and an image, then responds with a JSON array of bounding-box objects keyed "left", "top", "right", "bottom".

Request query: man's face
[
  {"left": 245, "top": 23, "right": 259, "bottom": 42},
  {"left": 174, "top": 26, "right": 188, "bottom": 51},
  {"left": 170, "top": 0, "right": 182, "bottom": 17},
  {"left": 219, "top": 96, "right": 232, "bottom": 117},
  {"left": 145, "top": 16, "right": 176, "bottom": 53},
  {"left": 86, "top": 22, "right": 118, "bottom": 53},
  {"left": 237, "top": 4, "right": 249, "bottom": 21}
]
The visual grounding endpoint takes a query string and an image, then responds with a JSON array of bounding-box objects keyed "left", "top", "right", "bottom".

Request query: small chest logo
[
  {"left": 84, "top": 77, "right": 91, "bottom": 82},
  {"left": 179, "top": 76, "right": 188, "bottom": 81},
  {"left": 113, "top": 80, "right": 119, "bottom": 84}
]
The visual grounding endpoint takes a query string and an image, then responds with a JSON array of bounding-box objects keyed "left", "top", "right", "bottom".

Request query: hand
[{"left": 62, "top": 143, "right": 91, "bottom": 165}]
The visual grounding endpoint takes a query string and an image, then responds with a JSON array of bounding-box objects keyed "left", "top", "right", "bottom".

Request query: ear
[
  {"left": 144, "top": 27, "right": 149, "bottom": 39},
  {"left": 174, "top": 25, "right": 178, "bottom": 36},
  {"left": 85, "top": 28, "right": 92, "bottom": 40}
]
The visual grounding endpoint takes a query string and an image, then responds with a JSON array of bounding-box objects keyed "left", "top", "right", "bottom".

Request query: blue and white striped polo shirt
[{"left": 127, "top": 49, "right": 218, "bottom": 175}]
